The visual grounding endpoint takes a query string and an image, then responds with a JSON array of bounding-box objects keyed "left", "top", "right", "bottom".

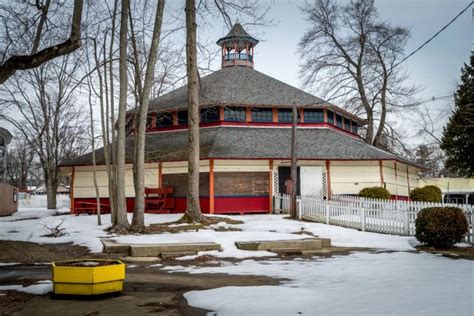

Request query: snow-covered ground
[
  {"left": 175, "top": 252, "right": 473, "bottom": 315},
  {"left": 0, "top": 208, "right": 417, "bottom": 255},
  {"left": 0, "top": 280, "right": 53, "bottom": 295},
  {"left": 2, "top": 207, "right": 473, "bottom": 315}
]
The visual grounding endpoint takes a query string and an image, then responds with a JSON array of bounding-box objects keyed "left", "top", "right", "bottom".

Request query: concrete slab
[
  {"left": 120, "top": 256, "right": 161, "bottom": 262},
  {"left": 130, "top": 242, "right": 221, "bottom": 257},
  {"left": 235, "top": 239, "right": 323, "bottom": 251},
  {"left": 313, "top": 238, "right": 331, "bottom": 247}
]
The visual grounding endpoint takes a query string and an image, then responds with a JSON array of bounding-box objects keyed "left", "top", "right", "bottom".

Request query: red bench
[
  {"left": 145, "top": 186, "right": 174, "bottom": 213},
  {"left": 74, "top": 201, "right": 111, "bottom": 216}
]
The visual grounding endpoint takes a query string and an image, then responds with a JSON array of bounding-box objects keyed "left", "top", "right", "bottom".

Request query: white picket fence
[
  {"left": 18, "top": 194, "right": 70, "bottom": 209},
  {"left": 274, "top": 194, "right": 474, "bottom": 243}
]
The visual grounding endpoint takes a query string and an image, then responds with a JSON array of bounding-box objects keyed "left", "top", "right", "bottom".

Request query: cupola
[{"left": 216, "top": 23, "right": 258, "bottom": 68}]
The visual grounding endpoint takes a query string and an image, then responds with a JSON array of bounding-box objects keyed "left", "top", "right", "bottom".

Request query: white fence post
[
  {"left": 470, "top": 211, "right": 474, "bottom": 244},
  {"left": 325, "top": 203, "right": 330, "bottom": 224},
  {"left": 297, "top": 197, "right": 302, "bottom": 220},
  {"left": 361, "top": 207, "right": 366, "bottom": 231},
  {"left": 403, "top": 210, "right": 410, "bottom": 236}
]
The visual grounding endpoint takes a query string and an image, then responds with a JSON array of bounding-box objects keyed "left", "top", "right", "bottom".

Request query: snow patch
[{"left": 180, "top": 252, "right": 473, "bottom": 315}]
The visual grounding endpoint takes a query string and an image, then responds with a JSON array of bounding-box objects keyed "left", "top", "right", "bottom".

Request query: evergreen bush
[
  {"left": 410, "top": 185, "right": 442, "bottom": 202},
  {"left": 358, "top": 187, "right": 391, "bottom": 200},
  {"left": 415, "top": 207, "right": 468, "bottom": 248}
]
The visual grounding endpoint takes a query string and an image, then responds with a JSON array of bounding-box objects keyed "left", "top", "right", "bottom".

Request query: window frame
[
  {"left": 303, "top": 109, "right": 324, "bottom": 123},
  {"left": 223, "top": 106, "right": 246, "bottom": 122},
  {"left": 336, "top": 113, "right": 343, "bottom": 128},
  {"left": 251, "top": 107, "right": 273, "bottom": 122},
  {"left": 201, "top": 106, "right": 221, "bottom": 123},
  {"left": 156, "top": 111, "right": 174, "bottom": 128}
]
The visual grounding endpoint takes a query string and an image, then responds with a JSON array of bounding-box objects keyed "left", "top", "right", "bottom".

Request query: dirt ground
[
  {"left": 0, "top": 241, "right": 111, "bottom": 264},
  {"left": 416, "top": 245, "right": 474, "bottom": 260},
  {"left": 1, "top": 266, "right": 279, "bottom": 316},
  {"left": 4, "top": 240, "right": 468, "bottom": 315},
  {"left": 0, "top": 241, "right": 281, "bottom": 316}
]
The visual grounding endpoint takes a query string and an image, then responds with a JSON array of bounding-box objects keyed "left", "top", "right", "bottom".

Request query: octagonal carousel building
[{"left": 61, "top": 24, "right": 425, "bottom": 215}]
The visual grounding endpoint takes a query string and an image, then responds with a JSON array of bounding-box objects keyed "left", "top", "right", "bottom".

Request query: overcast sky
[
  {"left": 3, "top": 0, "right": 472, "bottom": 147},
  {"left": 199, "top": 0, "right": 472, "bottom": 144}
]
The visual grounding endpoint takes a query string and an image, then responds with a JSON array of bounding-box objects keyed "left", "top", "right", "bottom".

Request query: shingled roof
[
  {"left": 216, "top": 23, "right": 259, "bottom": 46},
  {"left": 61, "top": 126, "right": 424, "bottom": 169},
  {"left": 150, "top": 66, "right": 325, "bottom": 110}
]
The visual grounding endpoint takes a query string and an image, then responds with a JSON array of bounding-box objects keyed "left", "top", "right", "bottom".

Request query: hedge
[
  {"left": 358, "top": 187, "right": 391, "bottom": 200},
  {"left": 415, "top": 207, "right": 468, "bottom": 248},
  {"left": 410, "top": 185, "right": 442, "bottom": 202}
]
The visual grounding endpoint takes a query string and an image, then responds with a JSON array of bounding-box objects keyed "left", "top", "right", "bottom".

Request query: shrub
[
  {"left": 358, "top": 187, "right": 391, "bottom": 200},
  {"left": 415, "top": 207, "right": 468, "bottom": 248},
  {"left": 410, "top": 185, "right": 442, "bottom": 202}
]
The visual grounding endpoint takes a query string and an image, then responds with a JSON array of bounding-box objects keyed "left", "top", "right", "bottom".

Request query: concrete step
[
  {"left": 314, "top": 237, "right": 331, "bottom": 247},
  {"left": 160, "top": 251, "right": 197, "bottom": 259},
  {"left": 235, "top": 238, "right": 323, "bottom": 251},
  {"left": 101, "top": 239, "right": 130, "bottom": 254},
  {"left": 130, "top": 242, "right": 221, "bottom": 257}
]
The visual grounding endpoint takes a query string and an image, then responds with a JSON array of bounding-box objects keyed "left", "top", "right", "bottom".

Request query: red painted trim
[
  {"left": 269, "top": 159, "right": 273, "bottom": 213},
  {"left": 73, "top": 196, "right": 270, "bottom": 214},
  {"left": 394, "top": 162, "right": 398, "bottom": 200},
  {"left": 158, "top": 162, "right": 163, "bottom": 187},
  {"left": 209, "top": 159, "right": 215, "bottom": 214},
  {"left": 146, "top": 121, "right": 361, "bottom": 138},
  {"left": 145, "top": 104, "right": 365, "bottom": 124},
  {"left": 406, "top": 166, "right": 410, "bottom": 193},
  {"left": 326, "top": 160, "right": 331, "bottom": 200},
  {"left": 70, "top": 167, "right": 75, "bottom": 214},
  {"left": 63, "top": 158, "right": 423, "bottom": 170},
  {"left": 379, "top": 160, "right": 384, "bottom": 187}
]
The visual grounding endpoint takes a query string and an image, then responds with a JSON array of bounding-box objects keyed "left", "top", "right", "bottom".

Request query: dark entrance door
[{"left": 278, "top": 167, "right": 300, "bottom": 195}]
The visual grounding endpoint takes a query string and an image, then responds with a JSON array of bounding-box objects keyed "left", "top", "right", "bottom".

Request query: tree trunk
[
  {"left": 114, "top": 0, "right": 131, "bottom": 230},
  {"left": 107, "top": 0, "right": 119, "bottom": 225},
  {"left": 184, "top": 0, "right": 202, "bottom": 223},
  {"left": 131, "top": 0, "right": 165, "bottom": 231},
  {"left": 45, "top": 169, "right": 57, "bottom": 209},
  {"left": 88, "top": 74, "right": 102, "bottom": 226}
]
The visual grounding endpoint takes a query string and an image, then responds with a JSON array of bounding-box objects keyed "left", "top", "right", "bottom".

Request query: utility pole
[{"left": 290, "top": 102, "right": 298, "bottom": 219}]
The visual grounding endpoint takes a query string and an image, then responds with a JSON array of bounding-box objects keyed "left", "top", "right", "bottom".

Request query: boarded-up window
[
  {"left": 215, "top": 172, "right": 269, "bottom": 196},
  {"left": 162, "top": 173, "right": 209, "bottom": 197}
]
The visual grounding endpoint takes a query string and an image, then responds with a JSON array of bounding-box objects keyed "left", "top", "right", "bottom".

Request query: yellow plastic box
[{"left": 52, "top": 259, "right": 125, "bottom": 295}]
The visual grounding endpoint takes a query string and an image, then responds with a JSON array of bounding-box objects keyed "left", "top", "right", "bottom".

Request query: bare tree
[
  {"left": 183, "top": 0, "right": 202, "bottom": 223},
  {"left": 0, "top": 0, "right": 84, "bottom": 84},
  {"left": 129, "top": 0, "right": 166, "bottom": 231},
  {"left": 6, "top": 134, "right": 35, "bottom": 191},
  {"left": 113, "top": 0, "right": 131, "bottom": 230},
  {"left": 0, "top": 54, "right": 89, "bottom": 209},
  {"left": 299, "top": 0, "right": 417, "bottom": 146}
]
